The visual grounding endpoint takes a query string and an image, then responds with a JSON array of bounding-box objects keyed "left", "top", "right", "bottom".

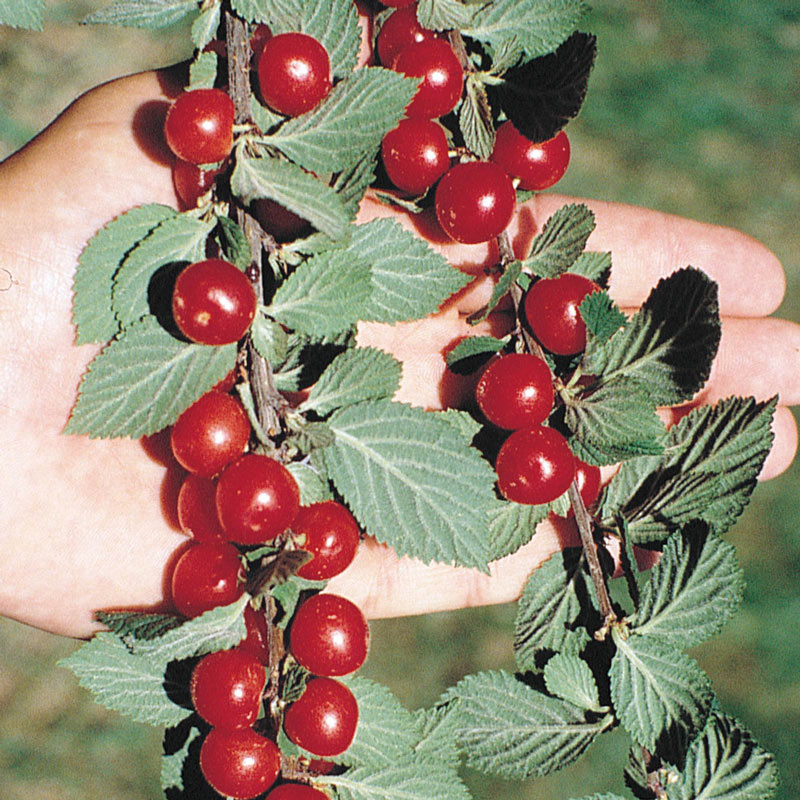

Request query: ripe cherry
[
  {"left": 177, "top": 474, "right": 227, "bottom": 541},
  {"left": 381, "top": 118, "right": 449, "bottom": 195},
  {"left": 290, "top": 593, "right": 369, "bottom": 677},
  {"left": 239, "top": 604, "right": 270, "bottom": 663},
  {"left": 572, "top": 458, "right": 602, "bottom": 513},
  {"left": 258, "top": 32, "right": 331, "bottom": 117},
  {"left": 252, "top": 198, "right": 311, "bottom": 242},
  {"left": 216, "top": 453, "right": 301, "bottom": 544},
  {"left": 523, "top": 273, "right": 601, "bottom": 356},
  {"left": 377, "top": 5, "right": 437, "bottom": 67},
  {"left": 190, "top": 648, "right": 266, "bottom": 729},
  {"left": 495, "top": 425, "right": 575, "bottom": 505},
  {"left": 491, "top": 123, "right": 571, "bottom": 191},
  {"left": 294, "top": 501, "right": 361, "bottom": 581},
  {"left": 200, "top": 727, "right": 281, "bottom": 800},
  {"left": 393, "top": 39, "right": 463, "bottom": 119},
  {"left": 172, "top": 159, "right": 223, "bottom": 209},
  {"left": 283, "top": 677, "right": 358, "bottom": 757},
  {"left": 170, "top": 391, "right": 251, "bottom": 477},
  {"left": 475, "top": 353, "right": 554, "bottom": 430},
  {"left": 172, "top": 258, "right": 257, "bottom": 346},
  {"left": 163, "top": 88, "right": 234, "bottom": 165},
  {"left": 435, "top": 161, "right": 516, "bottom": 244},
  {"left": 171, "top": 541, "right": 244, "bottom": 617},
  {"left": 266, "top": 784, "right": 330, "bottom": 800}
]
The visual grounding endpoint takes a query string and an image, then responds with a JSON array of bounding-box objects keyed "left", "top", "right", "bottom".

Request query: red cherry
[
  {"left": 523, "top": 273, "right": 601, "bottom": 356},
  {"left": 170, "top": 391, "right": 251, "bottom": 477},
  {"left": 283, "top": 677, "right": 358, "bottom": 757},
  {"left": 393, "top": 39, "right": 463, "bottom": 119},
  {"left": 171, "top": 541, "right": 244, "bottom": 617},
  {"left": 253, "top": 198, "right": 311, "bottom": 242},
  {"left": 572, "top": 458, "right": 602, "bottom": 512},
  {"left": 251, "top": 23, "right": 272, "bottom": 59},
  {"left": 495, "top": 425, "right": 575, "bottom": 505},
  {"left": 216, "top": 453, "right": 301, "bottom": 544},
  {"left": 190, "top": 648, "right": 266, "bottom": 729},
  {"left": 177, "top": 474, "right": 227, "bottom": 541},
  {"left": 290, "top": 593, "right": 369, "bottom": 677},
  {"left": 294, "top": 501, "right": 361, "bottom": 581},
  {"left": 258, "top": 32, "right": 331, "bottom": 117},
  {"left": 200, "top": 727, "right": 281, "bottom": 800},
  {"left": 435, "top": 161, "right": 516, "bottom": 244},
  {"left": 163, "top": 88, "right": 234, "bottom": 165},
  {"left": 381, "top": 118, "right": 449, "bottom": 195},
  {"left": 172, "top": 159, "right": 223, "bottom": 209},
  {"left": 266, "top": 784, "right": 330, "bottom": 800},
  {"left": 172, "top": 258, "right": 257, "bottom": 346},
  {"left": 475, "top": 353, "right": 554, "bottom": 430},
  {"left": 377, "top": 5, "right": 437, "bottom": 67},
  {"left": 239, "top": 604, "right": 270, "bottom": 663},
  {"left": 491, "top": 123, "right": 571, "bottom": 191}
]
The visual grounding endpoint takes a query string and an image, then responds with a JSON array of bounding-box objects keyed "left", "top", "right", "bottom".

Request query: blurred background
[{"left": 1, "top": 1, "right": 798, "bottom": 798}]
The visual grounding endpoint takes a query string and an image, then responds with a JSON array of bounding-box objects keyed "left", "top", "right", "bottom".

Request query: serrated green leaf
[
  {"left": 286, "top": 461, "right": 333, "bottom": 504},
  {"left": 571, "top": 250, "right": 612, "bottom": 283},
  {"left": 340, "top": 677, "right": 419, "bottom": 767},
  {"left": 230, "top": 0, "right": 269, "bottom": 22},
  {"left": 460, "top": 75, "right": 495, "bottom": 160},
  {"left": 60, "top": 633, "right": 191, "bottom": 726},
  {"left": 488, "top": 499, "right": 549, "bottom": 561},
  {"left": 349, "top": 218, "right": 472, "bottom": 323},
  {"left": 416, "top": 0, "right": 477, "bottom": 30},
  {"left": 301, "top": 347, "right": 402, "bottom": 415},
  {"left": 74, "top": 204, "right": 175, "bottom": 344},
  {"left": 188, "top": 49, "right": 218, "bottom": 89},
  {"left": 602, "top": 396, "right": 776, "bottom": 544},
  {"left": 463, "top": 0, "right": 587, "bottom": 61},
  {"left": 216, "top": 216, "right": 252, "bottom": 270},
  {"left": 580, "top": 291, "right": 627, "bottom": 346},
  {"left": 65, "top": 316, "right": 236, "bottom": 438},
  {"left": 610, "top": 630, "right": 714, "bottom": 754},
  {"left": 544, "top": 652, "right": 603, "bottom": 712},
  {"left": 333, "top": 157, "right": 378, "bottom": 220},
  {"left": 190, "top": 2, "right": 220, "bottom": 48},
  {"left": 268, "top": 249, "right": 371, "bottom": 336},
  {"left": 583, "top": 267, "right": 721, "bottom": 406},
  {"left": 323, "top": 400, "right": 494, "bottom": 569},
  {"left": 572, "top": 795, "right": 627, "bottom": 800},
  {"left": 267, "top": 68, "right": 417, "bottom": 175},
  {"left": 113, "top": 213, "right": 214, "bottom": 328},
  {"left": 469, "top": 261, "right": 522, "bottom": 325},
  {"left": 514, "top": 548, "right": 594, "bottom": 667},
  {"left": 446, "top": 670, "right": 612, "bottom": 778},
  {"left": 630, "top": 526, "right": 744, "bottom": 649},
  {"left": 82, "top": 0, "right": 198, "bottom": 28},
  {"left": 446, "top": 335, "right": 507, "bottom": 372},
  {"left": 524, "top": 204, "right": 595, "bottom": 278},
  {"left": 231, "top": 151, "right": 350, "bottom": 239},
  {"left": 95, "top": 610, "right": 182, "bottom": 643},
  {"left": 251, "top": 312, "right": 289, "bottom": 364},
  {"left": 413, "top": 703, "right": 461, "bottom": 767},
  {"left": 563, "top": 377, "right": 665, "bottom": 466},
  {"left": 0, "top": 0, "right": 43, "bottom": 29},
  {"left": 161, "top": 724, "right": 201, "bottom": 792},
  {"left": 434, "top": 409, "right": 482, "bottom": 441},
  {"left": 667, "top": 712, "right": 779, "bottom": 800}
]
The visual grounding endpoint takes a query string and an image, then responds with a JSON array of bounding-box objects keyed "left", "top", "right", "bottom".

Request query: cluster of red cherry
[
  {"left": 377, "top": 1, "right": 571, "bottom": 244},
  {"left": 476, "top": 273, "right": 603, "bottom": 510}
]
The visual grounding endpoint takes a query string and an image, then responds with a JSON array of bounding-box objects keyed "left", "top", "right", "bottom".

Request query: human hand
[{"left": 0, "top": 69, "right": 797, "bottom": 639}]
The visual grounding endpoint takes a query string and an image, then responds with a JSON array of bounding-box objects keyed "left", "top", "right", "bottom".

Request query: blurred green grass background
[{"left": 1, "top": 1, "right": 798, "bottom": 798}]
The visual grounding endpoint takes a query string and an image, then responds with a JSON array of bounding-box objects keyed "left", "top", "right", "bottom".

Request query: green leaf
[
  {"left": 349, "top": 218, "right": 472, "bottom": 323},
  {"left": 267, "top": 68, "right": 417, "bottom": 175},
  {"left": 523, "top": 204, "right": 595, "bottom": 278},
  {"left": 446, "top": 335, "right": 507, "bottom": 374},
  {"left": 190, "top": 2, "right": 220, "bottom": 49},
  {"left": 580, "top": 291, "right": 627, "bottom": 346},
  {"left": 95, "top": 610, "right": 182, "bottom": 644},
  {"left": 161, "top": 725, "right": 201, "bottom": 793},
  {"left": 416, "top": 0, "right": 477, "bottom": 30},
  {"left": 65, "top": 316, "right": 236, "bottom": 438},
  {"left": 571, "top": 250, "right": 612, "bottom": 283},
  {"left": 268, "top": 249, "right": 371, "bottom": 336},
  {"left": 544, "top": 653, "right": 603, "bottom": 713},
  {"left": 340, "top": 677, "right": 419, "bottom": 767},
  {"left": 286, "top": 461, "right": 333, "bottom": 504},
  {"left": 468, "top": 261, "right": 522, "bottom": 325},
  {"left": 60, "top": 633, "right": 191, "bottom": 726},
  {"left": 113, "top": 213, "right": 215, "bottom": 329},
  {"left": 630, "top": 525, "right": 744, "bottom": 649},
  {"left": 82, "top": 0, "right": 198, "bottom": 28},
  {"left": 514, "top": 548, "right": 593, "bottom": 667},
  {"left": 463, "top": 0, "right": 587, "bottom": 61},
  {"left": 230, "top": 0, "right": 269, "bottom": 22},
  {"left": 231, "top": 151, "right": 350, "bottom": 239},
  {"left": 216, "top": 216, "right": 252, "bottom": 270},
  {"left": 601, "top": 396, "right": 776, "bottom": 543},
  {"left": 323, "top": 400, "right": 494, "bottom": 569},
  {"left": 434, "top": 408, "right": 482, "bottom": 441},
  {"left": 301, "top": 347, "right": 402, "bottom": 415},
  {"left": 188, "top": 49, "right": 218, "bottom": 90},
  {"left": 332, "top": 157, "right": 378, "bottom": 220},
  {"left": 0, "top": 0, "right": 44, "bottom": 29},
  {"left": 583, "top": 267, "right": 721, "bottom": 406},
  {"left": 460, "top": 75, "right": 495, "bottom": 160},
  {"left": 73, "top": 204, "right": 175, "bottom": 344},
  {"left": 251, "top": 312, "right": 289, "bottom": 364},
  {"left": 446, "top": 670, "right": 612, "bottom": 778},
  {"left": 667, "top": 712, "right": 779, "bottom": 800},
  {"left": 413, "top": 703, "right": 461, "bottom": 767},
  {"left": 610, "top": 630, "right": 714, "bottom": 754},
  {"left": 488, "top": 500, "right": 549, "bottom": 561}
]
